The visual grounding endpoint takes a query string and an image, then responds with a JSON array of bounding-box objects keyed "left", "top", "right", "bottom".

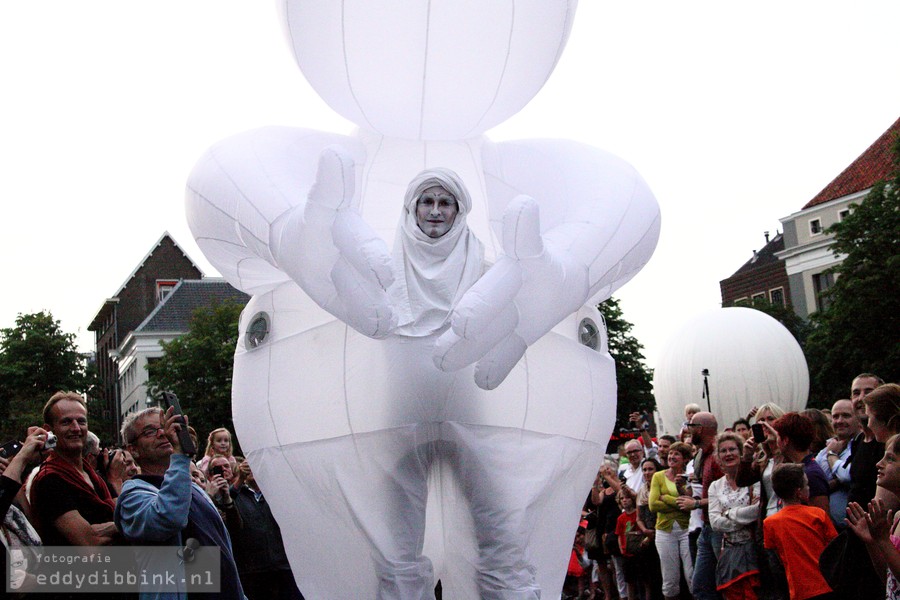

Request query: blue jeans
[{"left": 691, "top": 523, "right": 722, "bottom": 600}]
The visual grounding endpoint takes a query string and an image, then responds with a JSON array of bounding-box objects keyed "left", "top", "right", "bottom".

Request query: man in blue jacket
[{"left": 115, "top": 406, "right": 246, "bottom": 600}]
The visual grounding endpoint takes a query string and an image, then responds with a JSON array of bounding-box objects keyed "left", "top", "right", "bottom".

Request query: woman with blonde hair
[{"left": 736, "top": 403, "right": 785, "bottom": 517}]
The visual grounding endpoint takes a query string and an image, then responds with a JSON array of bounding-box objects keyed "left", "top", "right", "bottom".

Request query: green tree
[
  {"left": 0, "top": 311, "right": 94, "bottom": 440},
  {"left": 804, "top": 136, "right": 900, "bottom": 407},
  {"left": 598, "top": 297, "right": 655, "bottom": 430},
  {"left": 146, "top": 301, "right": 244, "bottom": 453},
  {"left": 745, "top": 297, "right": 810, "bottom": 346}
]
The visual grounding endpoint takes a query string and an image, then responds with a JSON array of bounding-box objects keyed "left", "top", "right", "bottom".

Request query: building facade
[
  {"left": 720, "top": 116, "right": 899, "bottom": 319},
  {"left": 720, "top": 232, "right": 791, "bottom": 308},
  {"left": 88, "top": 233, "right": 203, "bottom": 442},
  {"left": 115, "top": 279, "right": 249, "bottom": 419},
  {"left": 777, "top": 117, "right": 898, "bottom": 318}
]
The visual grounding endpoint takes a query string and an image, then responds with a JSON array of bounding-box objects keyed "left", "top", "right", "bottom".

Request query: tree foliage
[
  {"left": 0, "top": 311, "right": 94, "bottom": 440},
  {"left": 146, "top": 301, "right": 244, "bottom": 453},
  {"left": 744, "top": 297, "right": 810, "bottom": 346},
  {"left": 598, "top": 297, "right": 655, "bottom": 430},
  {"left": 804, "top": 136, "right": 900, "bottom": 406}
]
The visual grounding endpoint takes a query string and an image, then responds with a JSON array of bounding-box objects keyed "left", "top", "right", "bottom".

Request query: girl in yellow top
[{"left": 649, "top": 441, "right": 695, "bottom": 600}]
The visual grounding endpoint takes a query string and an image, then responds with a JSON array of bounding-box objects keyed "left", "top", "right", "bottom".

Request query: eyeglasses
[
  {"left": 136, "top": 426, "right": 164, "bottom": 440},
  {"left": 686, "top": 423, "right": 703, "bottom": 429}
]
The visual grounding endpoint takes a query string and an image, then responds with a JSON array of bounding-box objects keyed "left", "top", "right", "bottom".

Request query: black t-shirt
[
  {"left": 32, "top": 473, "right": 114, "bottom": 546},
  {"left": 848, "top": 434, "right": 884, "bottom": 506}
]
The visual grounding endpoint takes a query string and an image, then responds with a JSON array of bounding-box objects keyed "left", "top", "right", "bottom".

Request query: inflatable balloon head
[{"left": 280, "top": 0, "right": 579, "bottom": 139}]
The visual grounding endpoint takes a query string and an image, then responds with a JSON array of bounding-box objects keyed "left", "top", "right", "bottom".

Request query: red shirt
[
  {"left": 697, "top": 444, "right": 724, "bottom": 522},
  {"left": 567, "top": 544, "right": 586, "bottom": 577},
  {"left": 616, "top": 510, "right": 639, "bottom": 557},
  {"left": 764, "top": 504, "right": 837, "bottom": 600}
]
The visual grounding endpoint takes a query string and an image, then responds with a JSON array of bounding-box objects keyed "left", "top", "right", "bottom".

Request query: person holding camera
[
  {"left": 618, "top": 413, "right": 659, "bottom": 499},
  {"left": 1, "top": 427, "right": 47, "bottom": 594},
  {"left": 204, "top": 454, "right": 243, "bottom": 528},
  {"left": 115, "top": 406, "right": 247, "bottom": 599}
]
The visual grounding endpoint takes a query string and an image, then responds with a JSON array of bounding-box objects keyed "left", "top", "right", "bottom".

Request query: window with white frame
[
  {"left": 809, "top": 218, "right": 823, "bottom": 235},
  {"left": 156, "top": 280, "right": 178, "bottom": 304},
  {"left": 838, "top": 208, "right": 850, "bottom": 221},
  {"left": 770, "top": 287, "right": 785, "bottom": 306}
]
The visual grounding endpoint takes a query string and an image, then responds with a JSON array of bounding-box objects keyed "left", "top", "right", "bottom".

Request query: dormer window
[{"left": 156, "top": 280, "right": 178, "bottom": 304}]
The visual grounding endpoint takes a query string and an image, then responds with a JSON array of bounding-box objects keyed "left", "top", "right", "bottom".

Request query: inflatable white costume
[{"left": 186, "top": 2, "right": 661, "bottom": 598}]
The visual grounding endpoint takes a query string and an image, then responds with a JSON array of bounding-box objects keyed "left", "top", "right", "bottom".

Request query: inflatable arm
[
  {"left": 434, "top": 139, "right": 661, "bottom": 390},
  {"left": 186, "top": 129, "right": 396, "bottom": 337}
]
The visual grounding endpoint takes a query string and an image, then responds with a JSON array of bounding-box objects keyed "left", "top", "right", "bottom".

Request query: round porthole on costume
[
  {"left": 578, "top": 317, "right": 600, "bottom": 351},
  {"left": 245, "top": 311, "right": 271, "bottom": 350}
]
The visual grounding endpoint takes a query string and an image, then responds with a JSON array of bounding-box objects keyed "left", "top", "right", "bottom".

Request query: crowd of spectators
[
  {"left": 571, "top": 374, "right": 900, "bottom": 600},
  {"left": 3, "top": 374, "right": 900, "bottom": 599},
  {"left": 0, "top": 392, "right": 303, "bottom": 599}
]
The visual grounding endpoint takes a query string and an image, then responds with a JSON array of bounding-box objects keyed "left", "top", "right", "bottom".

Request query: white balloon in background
[
  {"left": 653, "top": 307, "right": 809, "bottom": 436},
  {"left": 186, "top": 0, "right": 661, "bottom": 597}
]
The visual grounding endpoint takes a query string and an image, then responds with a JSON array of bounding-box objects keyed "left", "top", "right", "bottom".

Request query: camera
[
  {"left": 210, "top": 465, "right": 225, "bottom": 478},
  {"left": 0, "top": 440, "right": 22, "bottom": 459},
  {"left": 43, "top": 432, "right": 58, "bottom": 451},
  {"left": 751, "top": 423, "right": 766, "bottom": 444}
]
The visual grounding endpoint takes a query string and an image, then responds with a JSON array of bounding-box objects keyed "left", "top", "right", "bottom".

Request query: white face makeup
[{"left": 415, "top": 186, "right": 458, "bottom": 238}]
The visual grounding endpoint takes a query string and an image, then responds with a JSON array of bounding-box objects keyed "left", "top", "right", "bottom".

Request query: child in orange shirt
[{"left": 764, "top": 463, "right": 837, "bottom": 600}]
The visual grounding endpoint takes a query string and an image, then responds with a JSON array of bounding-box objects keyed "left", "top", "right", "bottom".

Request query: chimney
[{"left": 764, "top": 231, "right": 770, "bottom": 243}]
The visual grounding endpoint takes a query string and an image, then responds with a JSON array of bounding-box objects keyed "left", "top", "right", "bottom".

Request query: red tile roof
[{"left": 804, "top": 116, "right": 900, "bottom": 209}]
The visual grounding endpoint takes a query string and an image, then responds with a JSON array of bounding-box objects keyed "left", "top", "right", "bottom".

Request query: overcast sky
[{"left": 2, "top": 1, "right": 898, "bottom": 372}]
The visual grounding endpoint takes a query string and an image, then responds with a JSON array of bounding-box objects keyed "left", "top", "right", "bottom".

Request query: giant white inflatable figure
[
  {"left": 653, "top": 307, "right": 809, "bottom": 436},
  {"left": 186, "top": 2, "right": 661, "bottom": 598}
]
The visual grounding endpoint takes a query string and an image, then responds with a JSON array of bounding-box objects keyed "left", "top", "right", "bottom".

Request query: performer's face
[{"left": 415, "top": 186, "right": 458, "bottom": 238}]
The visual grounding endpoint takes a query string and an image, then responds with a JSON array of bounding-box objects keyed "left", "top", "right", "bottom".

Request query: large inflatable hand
[
  {"left": 272, "top": 146, "right": 397, "bottom": 338},
  {"left": 434, "top": 195, "right": 588, "bottom": 389}
]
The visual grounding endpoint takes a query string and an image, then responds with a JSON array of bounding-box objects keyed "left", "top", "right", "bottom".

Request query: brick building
[
  {"left": 720, "top": 232, "right": 790, "bottom": 308},
  {"left": 88, "top": 233, "right": 202, "bottom": 442}
]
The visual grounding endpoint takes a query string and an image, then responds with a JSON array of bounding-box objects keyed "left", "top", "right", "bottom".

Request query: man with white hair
[
  {"left": 617, "top": 412, "right": 659, "bottom": 494},
  {"left": 116, "top": 407, "right": 246, "bottom": 599},
  {"left": 82, "top": 431, "right": 101, "bottom": 470}
]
